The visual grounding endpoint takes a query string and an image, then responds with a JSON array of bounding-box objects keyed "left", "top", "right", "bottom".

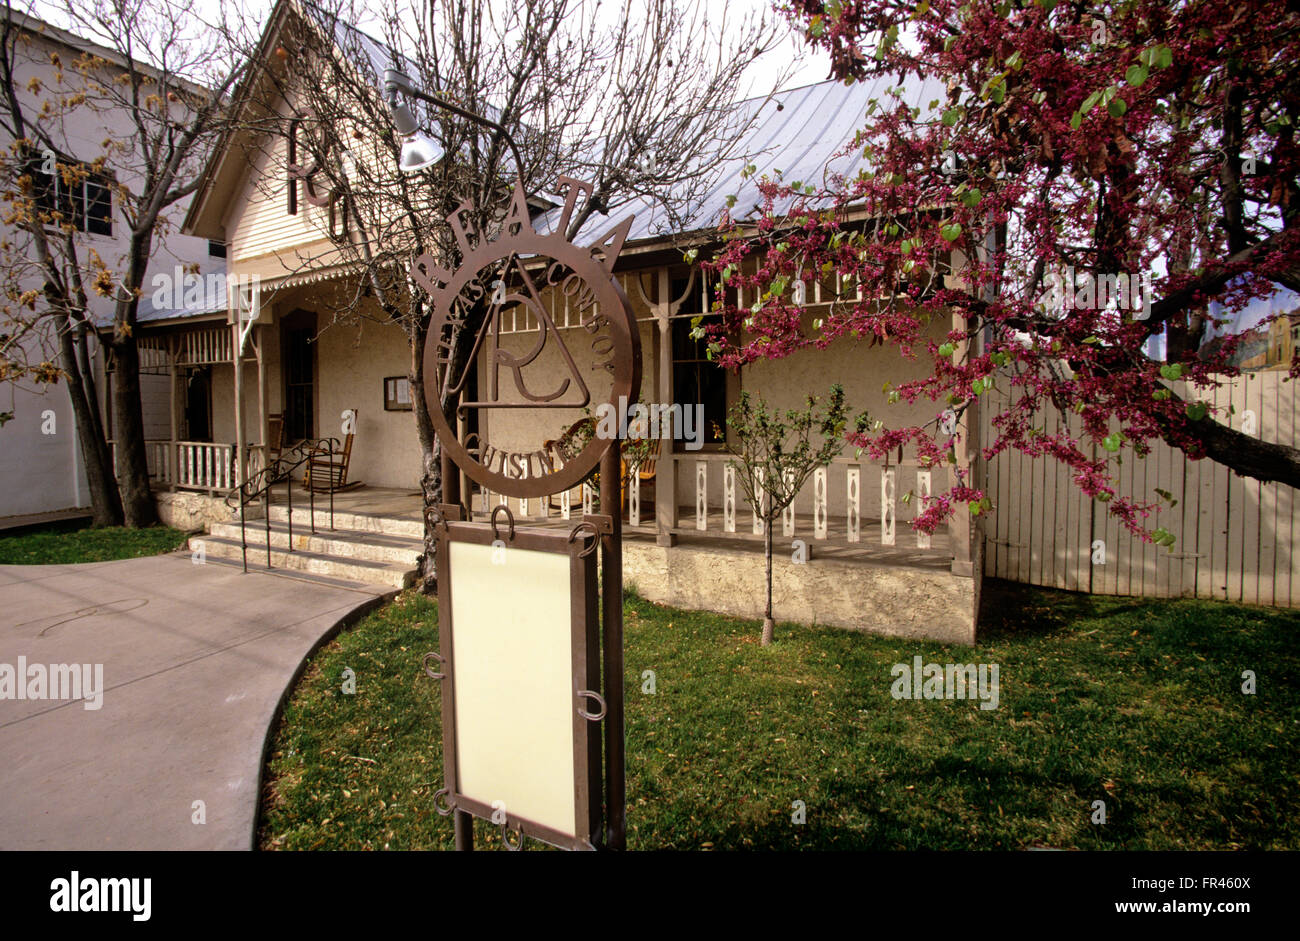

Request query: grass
[
  {"left": 258, "top": 580, "right": 1300, "bottom": 850},
  {"left": 0, "top": 518, "right": 190, "bottom": 564}
]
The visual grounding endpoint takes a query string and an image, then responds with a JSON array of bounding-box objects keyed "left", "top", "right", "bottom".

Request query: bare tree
[
  {"left": 726, "top": 385, "right": 861, "bottom": 646},
  {"left": 231, "top": 0, "right": 787, "bottom": 589},
  {"left": 0, "top": 0, "right": 243, "bottom": 526}
]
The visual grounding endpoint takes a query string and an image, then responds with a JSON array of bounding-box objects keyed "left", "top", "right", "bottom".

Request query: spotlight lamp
[{"left": 382, "top": 68, "right": 524, "bottom": 179}]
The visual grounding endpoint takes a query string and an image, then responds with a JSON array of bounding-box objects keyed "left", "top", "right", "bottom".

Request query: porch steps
[
  {"left": 268, "top": 504, "right": 424, "bottom": 539},
  {"left": 206, "top": 519, "right": 421, "bottom": 566},
  {"left": 189, "top": 505, "right": 424, "bottom": 589},
  {"left": 190, "top": 534, "right": 416, "bottom": 588},
  {"left": 196, "top": 552, "right": 401, "bottom": 595}
]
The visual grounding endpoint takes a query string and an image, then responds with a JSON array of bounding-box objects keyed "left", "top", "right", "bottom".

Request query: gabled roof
[
  {"left": 183, "top": 0, "right": 334, "bottom": 240},
  {"left": 184, "top": 0, "right": 942, "bottom": 256},
  {"left": 301, "top": 0, "right": 410, "bottom": 83}
]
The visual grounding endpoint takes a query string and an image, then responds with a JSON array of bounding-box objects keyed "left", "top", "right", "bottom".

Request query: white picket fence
[{"left": 660, "top": 454, "right": 935, "bottom": 548}]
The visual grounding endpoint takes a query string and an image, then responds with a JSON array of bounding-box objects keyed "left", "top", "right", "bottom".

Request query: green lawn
[
  {"left": 258, "top": 580, "right": 1300, "bottom": 850},
  {"left": 0, "top": 519, "right": 190, "bottom": 564}
]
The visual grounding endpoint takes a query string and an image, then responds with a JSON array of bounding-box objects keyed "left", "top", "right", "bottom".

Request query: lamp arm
[{"left": 402, "top": 86, "right": 526, "bottom": 189}]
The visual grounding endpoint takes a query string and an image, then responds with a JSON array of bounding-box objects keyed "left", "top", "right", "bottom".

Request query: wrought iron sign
[
  {"left": 417, "top": 175, "right": 640, "bottom": 498},
  {"left": 430, "top": 512, "right": 603, "bottom": 851},
  {"left": 414, "top": 176, "right": 638, "bottom": 852}
]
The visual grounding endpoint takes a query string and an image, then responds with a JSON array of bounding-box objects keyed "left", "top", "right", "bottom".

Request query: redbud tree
[{"left": 703, "top": 0, "right": 1300, "bottom": 540}]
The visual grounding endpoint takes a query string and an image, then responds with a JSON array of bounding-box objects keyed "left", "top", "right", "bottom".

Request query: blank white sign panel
[{"left": 448, "top": 541, "right": 577, "bottom": 836}]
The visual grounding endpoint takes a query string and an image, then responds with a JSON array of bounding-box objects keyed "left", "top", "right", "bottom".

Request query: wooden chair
[
  {"left": 304, "top": 409, "right": 360, "bottom": 492},
  {"left": 266, "top": 413, "right": 285, "bottom": 464},
  {"left": 541, "top": 417, "right": 657, "bottom": 516}
]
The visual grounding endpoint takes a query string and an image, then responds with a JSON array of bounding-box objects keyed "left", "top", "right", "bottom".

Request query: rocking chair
[
  {"left": 304, "top": 409, "right": 360, "bottom": 493},
  {"left": 266, "top": 413, "right": 285, "bottom": 465}
]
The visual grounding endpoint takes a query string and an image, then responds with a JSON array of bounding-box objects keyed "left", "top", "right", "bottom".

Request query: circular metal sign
[{"left": 417, "top": 180, "right": 640, "bottom": 499}]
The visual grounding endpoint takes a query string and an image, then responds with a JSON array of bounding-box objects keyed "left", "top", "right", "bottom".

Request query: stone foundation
[
  {"left": 623, "top": 540, "right": 977, "bottom": 645},
  {"left": 155, "top": 490, "right": 247, "bottom": 531}
]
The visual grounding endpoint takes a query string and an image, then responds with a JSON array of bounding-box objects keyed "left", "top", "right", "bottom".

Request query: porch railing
[
  {"left": 223, "top": 438, "right": 338, "bottom": 573},
  {"left": 161, "top": 441, "right": 235, "bottom": 491},
  {"left": 640, "top": 453, "right": 940, "bottom": 549},
  {"left": 112, "top": 439, "right": 235, "bottom": 493},
  {"left": 476, "top": 452, "right": 945, "bottom": 552}
]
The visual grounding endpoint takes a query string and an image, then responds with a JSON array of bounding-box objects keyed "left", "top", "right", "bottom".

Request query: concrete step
[
  {"left": 190, "top": 534, "right": 415, "bottom": 589},
  {"left": 208, "top": 520, "right": 422, "bottom": 566},
  {"left": 197, "top": 552, "right": 398, "bottom": 596},
  {"left": 266, "top": 504, "right": 423, "bottom": 539}
]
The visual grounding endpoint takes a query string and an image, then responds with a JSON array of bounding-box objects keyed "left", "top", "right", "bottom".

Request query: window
[
  {"left": 208, "top": 239, "right": 227, "bottom": 258},
  {"left": 671, "top": 274, "right": 727, "bottom": 448},
  {"left": 32, "top": 162, "right": 112, "bottom": 236}
]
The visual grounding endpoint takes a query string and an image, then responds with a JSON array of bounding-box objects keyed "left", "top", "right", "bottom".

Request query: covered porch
[
  {"left": 237, "top": 458, "right": 976, "bottom": 643},
  {"left": 123, "top": 255, "right": 980, "bottom": 641}
]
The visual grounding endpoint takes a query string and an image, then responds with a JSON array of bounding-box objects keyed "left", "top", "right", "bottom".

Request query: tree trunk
[
  {"left": 761, "top": 521, "right": 775, "bottom": 646},
  {"left": 111, "top": 233, "right": 159, "bottom": 528},
  {"left": 411, "top": 317, "right": 440, "bottom": 594},
  {"left": 109, "top": 335, "right": 159, "bottom": 528},
  {"left": 57, "top": 320, "right": 122, "bottom": 526}
]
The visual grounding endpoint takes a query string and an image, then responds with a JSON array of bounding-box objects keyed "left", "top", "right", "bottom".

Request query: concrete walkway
[{"left": 0, "top": 552, "right": 393, "bottom": 850}]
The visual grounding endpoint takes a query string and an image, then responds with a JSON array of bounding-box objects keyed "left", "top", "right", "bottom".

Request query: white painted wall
[
  {"left": 0, "top": 19, "right": 216, "bottom": 519},
  {"left": 0, "top": 318, "right": 90, "bottom": 517}
]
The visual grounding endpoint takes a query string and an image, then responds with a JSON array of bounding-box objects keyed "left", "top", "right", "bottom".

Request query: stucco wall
[{"left": 313, "top": 315, "right": 424, "bottom": 491}]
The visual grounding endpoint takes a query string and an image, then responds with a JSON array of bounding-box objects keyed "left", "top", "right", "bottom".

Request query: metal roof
[
  {"left": 538, "top": 74, "right": 948, "bottom": 246},
  {"left": 92, "top": 296, "right": 226, "bottom": 329},
  {"left": 307, "top": 3, "right": 946, "bottom": 245}
]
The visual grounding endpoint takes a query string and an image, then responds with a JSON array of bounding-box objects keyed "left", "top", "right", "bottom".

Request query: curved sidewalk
[{"left": 0, "top": 552, "right": 392, "bottom": 850}]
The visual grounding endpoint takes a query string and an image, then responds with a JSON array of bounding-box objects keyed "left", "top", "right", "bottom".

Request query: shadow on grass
[{"left": 981, "top": 578, "right": 1157, "bottom": 641}]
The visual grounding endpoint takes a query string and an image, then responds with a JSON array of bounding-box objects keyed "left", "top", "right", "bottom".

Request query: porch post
[
  {"left": 654, "top": 265, "right": 677, "bottom": 547},
  {"left": 232, "top": 319, "right": 244, "bottom": 489},
  {"left": 256, "top": 323, "right": 268, "bottom": 467},
  {"left": 168, "top": 335, "right": 178, "bottom": 492}
]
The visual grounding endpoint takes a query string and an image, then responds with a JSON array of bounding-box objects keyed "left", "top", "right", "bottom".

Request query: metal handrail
[{"left": 223, "top": 437, "right": 340, "bottom": 573}]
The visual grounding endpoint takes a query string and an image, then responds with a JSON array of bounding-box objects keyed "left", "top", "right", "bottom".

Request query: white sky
[{"left": 29, "top": 0, "right": 832, "bottom": 96}]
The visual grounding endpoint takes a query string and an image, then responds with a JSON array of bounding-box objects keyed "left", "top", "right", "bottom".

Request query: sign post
[{"left": 416, "top": 177, "right": 639, "bottom": 850}]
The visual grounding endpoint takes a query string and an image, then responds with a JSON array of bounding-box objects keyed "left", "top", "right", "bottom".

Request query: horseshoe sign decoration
[{"left": 416, "top": 175, "right": 641, "bottom": 499}]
